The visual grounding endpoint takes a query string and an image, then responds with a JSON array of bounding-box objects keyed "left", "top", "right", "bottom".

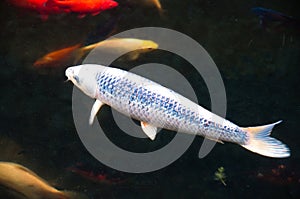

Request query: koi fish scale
[{"left": 94, "top": 67, "right": 248, "bottom": 144}]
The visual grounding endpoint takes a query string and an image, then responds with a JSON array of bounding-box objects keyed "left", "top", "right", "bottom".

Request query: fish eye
[{"left": 74, "top": 75, "right": 80, "bottom": 84}]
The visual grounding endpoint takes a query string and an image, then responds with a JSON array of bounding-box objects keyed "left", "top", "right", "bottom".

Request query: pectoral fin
[
  {"left": 141, "top": 121, "right": 157, "bottom": 140},
  {"left": 89, "top": 100, "right": 104, "bottom": 125},
  {"left": 128, "top": 52, "right": 140, "bottom": 61}
]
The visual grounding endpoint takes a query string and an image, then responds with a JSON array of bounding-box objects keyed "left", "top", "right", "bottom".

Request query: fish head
[
  {"left": 65, "top": 66, "right": 81, "bottom": 85},
  {"left": 100, "top": 0, "right": 119, "bottom": 10},
  {"left": 65, "top": 64, "right": 105, "bottom": 99},
  {"left": 140, "top": 40, "right": 159, "bottom": 51}
]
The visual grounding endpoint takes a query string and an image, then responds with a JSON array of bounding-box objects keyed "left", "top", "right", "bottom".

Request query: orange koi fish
[
  {"left": 33, "top": 44, "right": 81, "bottom": 68},
  {"left": 67, "top": 163, "right": 126, "bottom": 185},
  {"left": 46, "top": 0, "right": 119, "bottom": 18}
]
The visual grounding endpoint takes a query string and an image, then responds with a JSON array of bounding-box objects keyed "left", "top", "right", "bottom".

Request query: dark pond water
[{"left": 0, "top": 0, "right": 299, "bottom": 198}]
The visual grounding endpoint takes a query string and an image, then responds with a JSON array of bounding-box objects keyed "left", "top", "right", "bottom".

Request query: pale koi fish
[
  {"left": 65, "top": 64, "right": 290, "bottom": 158},
  {"left": 0, "top": 162, "right": 88, "bottom": 199}
]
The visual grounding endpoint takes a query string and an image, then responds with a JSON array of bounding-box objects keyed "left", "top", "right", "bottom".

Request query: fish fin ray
[
  {"left": 141, "top": 121, "right": 157, "bottom": 140},
  {"left": 205, "top": 137, "right": 224, "bottom": 144},
  {"left": 89, "top": 100, "right": 104, "bottom": 125},
  {"left": 241, "top": 121, "right": 290, "bottom": 158}
]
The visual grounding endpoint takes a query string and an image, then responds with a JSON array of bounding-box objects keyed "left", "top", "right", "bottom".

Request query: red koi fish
[
  {"left": 8, "top": 0, "right": 68, "bottom": 20},
  {"left": 256, "top": 164, "right": 300, "bottom": 185},
  {"left": 46, "top": 0, "right": 119, "bottom": 18},
  {"left": 66, "top": 164, "right": 126, "bottom": 185}
]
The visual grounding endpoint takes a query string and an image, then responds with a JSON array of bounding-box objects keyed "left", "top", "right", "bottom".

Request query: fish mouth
[
  {"left": 65, "top": 67, "right": 76, "bottom": 82},
  {"left": 65, "top": 68, "right": 73, "bottom": 79},
  {"left": 65, "top": 66, "right": 82, "bottom": 84}
]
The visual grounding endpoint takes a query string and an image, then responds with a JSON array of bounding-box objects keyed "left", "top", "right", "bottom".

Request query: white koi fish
[{"left": 65, "top": 64, "right": 290, "bottom": 158}]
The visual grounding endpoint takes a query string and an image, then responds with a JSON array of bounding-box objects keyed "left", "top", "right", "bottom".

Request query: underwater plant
[{"left": 214, "top": 167, "right": 227, "bottom": 186}]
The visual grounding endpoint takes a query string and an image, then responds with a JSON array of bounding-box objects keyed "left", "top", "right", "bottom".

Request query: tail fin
[
  {"left": 72, "top": 43, "right": 99, "bottom": 64},
  {"left": 241, "top": 121, "right": 290, "bottom": 158}
]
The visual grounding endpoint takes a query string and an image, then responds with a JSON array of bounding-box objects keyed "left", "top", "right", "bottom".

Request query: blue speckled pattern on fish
[{"left": 94, "top": 67, "right": 248, "bottom": 144}]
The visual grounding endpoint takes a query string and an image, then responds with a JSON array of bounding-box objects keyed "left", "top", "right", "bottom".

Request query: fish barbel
[{"left": 66, "top": 64, "right": 290, "bottom": 158}]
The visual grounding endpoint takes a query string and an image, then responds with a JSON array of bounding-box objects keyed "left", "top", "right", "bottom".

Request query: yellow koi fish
[{"left": 79, "top": 38, "right": 158, "bottom": 61}]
